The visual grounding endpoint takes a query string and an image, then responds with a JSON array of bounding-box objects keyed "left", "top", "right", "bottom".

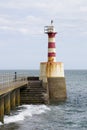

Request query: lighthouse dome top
[{"left": 44, "top": 20, "right": 56, "bottom": 33}]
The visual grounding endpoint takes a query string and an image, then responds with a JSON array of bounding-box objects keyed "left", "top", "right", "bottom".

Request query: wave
[{"left": 1, "top": 105, "right": 50, "bottom": 125}]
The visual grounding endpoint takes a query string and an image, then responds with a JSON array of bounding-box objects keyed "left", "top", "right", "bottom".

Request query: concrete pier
[
  {"left": 20, "top": 78, "right": 47, "bottom": 104},
  {"left": 10, "top": 91, "right": 16, "bottom": 110},
  {"left": 4, "top": 94, "right": 10, "bottom": 115},
  {"left": 0, "top": 88, "right": 25, "bottom": 123},
  {"left": 0, "top": 75, "right": 28, "bottom": 123},
  {"left": 15, "top": 89, "right": 20, "bottom": 106},
  {"left": 0, "top": 97, "right": 4, "bottom": 123}
]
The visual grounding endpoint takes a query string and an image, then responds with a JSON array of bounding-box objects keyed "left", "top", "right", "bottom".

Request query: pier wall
[
  {"left": 0, "top": 88, "right": 20, "bottom": 123},
  {"left": 48, "top": 77, "right": 67, "bottom": 103}
]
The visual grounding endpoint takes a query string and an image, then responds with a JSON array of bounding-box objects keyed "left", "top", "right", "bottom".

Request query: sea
[{"left": 0, "top": 70, "right": 87, "bottom": 130}]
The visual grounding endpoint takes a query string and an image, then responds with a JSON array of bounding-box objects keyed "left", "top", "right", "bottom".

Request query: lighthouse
[
  {"left": 45, "top": 20, "right": 57, "bottom": 62},
  {"left": 39, "top": 21, "right": 67, "bottom": 103}
]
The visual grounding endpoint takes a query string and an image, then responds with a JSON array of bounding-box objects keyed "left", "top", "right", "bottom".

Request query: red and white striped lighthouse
[
  {"left": 40, "top": 20, "right": 65, "bottom": 78},
  {"left": 40, "top": 20, "right": 65, "bottom": 79},
  {"left": 39, "top": 21, "right": 67, "bottom": 103},
  {"left": 44, "top": 20, "right": 57, "bottom": 62}
]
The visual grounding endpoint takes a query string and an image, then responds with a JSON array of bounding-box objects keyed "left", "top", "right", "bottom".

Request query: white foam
[
  {"left": 1, "top": 105, "right": 50, "bottom": 125},
  {"left": 0, "top": 122, "right": 3, "bottom": 125}
]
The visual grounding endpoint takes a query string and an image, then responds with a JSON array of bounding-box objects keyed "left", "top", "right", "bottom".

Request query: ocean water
[{"left": 0, "top": 70, "right": 87, "bottom": 130}]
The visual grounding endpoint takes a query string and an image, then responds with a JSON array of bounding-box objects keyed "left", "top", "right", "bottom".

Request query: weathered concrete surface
[
  {"left": 15, "top": 89, "right": 20, "bottom": 106},
  {"left": 20, "top": 80, "right": 48, "bottom": 104},
  {"left": 0, "top": 81, "right": 28, "bottom": 123},
  {"left": 0, "top": 97, "right": 4, "bottom": 123},
  {"left": 4, "top": 94, "right": 10, "bottom": 115},
  {"left": 42, "top": 81, "right": 49, "bottom": 104},
  {"left": 39, "top": 62, "right": 64, "bottom": 82},
  {"left": 10, "top": 91, "right": 16, "bottom": 109},
  {"left": 48, "top": 77, "right": 67, "bottom": 103},
  {"left": 0, "top": 81, "right": 28, "bottom": 96}
]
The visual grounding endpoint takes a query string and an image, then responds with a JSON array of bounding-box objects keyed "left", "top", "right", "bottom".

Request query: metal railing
[{"left": 0, "top": 72, "right": 28, "bottom": 89}]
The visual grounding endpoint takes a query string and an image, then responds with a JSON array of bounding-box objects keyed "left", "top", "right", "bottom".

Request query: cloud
[
  {"left": 0, "top": 14, "right": 45, "bottom": 35},
  {"left": 80, "top": 31, "right": 87, "bottom": 36},
  {"left": 0, "top": 0, "right": 87, "bottom": 36},
  {"left": 80, "top": 6, "right": 87, "bottom": 12},
  {"left": 0, "top": 0, "right": 85, "bottom": 12},
  {"left": 0, "top": 0, "right": 49, "bottom": 10}
]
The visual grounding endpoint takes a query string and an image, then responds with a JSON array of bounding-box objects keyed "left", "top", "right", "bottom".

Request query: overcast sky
[{"left": 0, "top": 0, "right": 87, "bottom": 70}]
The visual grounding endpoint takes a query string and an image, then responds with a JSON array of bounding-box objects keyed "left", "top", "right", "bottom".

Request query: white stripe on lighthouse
[
  {"left": 48, "top": 38, "right": 55, "bottom": 42},
  {"left": 48, "top": 48, "right": 56, "bottom": 53}
]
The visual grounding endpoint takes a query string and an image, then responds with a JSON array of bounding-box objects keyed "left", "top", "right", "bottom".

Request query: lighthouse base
[
  {"left": 48, "top": 77, "right": 67, "bottom": 103},
  {"left": 39, "top": 62, "right": 67, "bottom": 103},
  {"left": 39, "top": 62, "right": 64, "bottom": 82}
]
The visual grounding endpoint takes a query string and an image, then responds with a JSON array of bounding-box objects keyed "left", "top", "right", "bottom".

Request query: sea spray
[{"left": 3, "top": 105, "right": 50, "bottom": 125}]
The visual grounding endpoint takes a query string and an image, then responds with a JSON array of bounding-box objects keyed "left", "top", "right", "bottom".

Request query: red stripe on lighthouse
[
  {"left": 48, "top": 33, "right": 56, "bottom": 38},
  {"left": 48, "top": 42, "right": 56, "bottom": 48},
  {"left": 48, "top": 53, "right": 56, "bottom": 57}
]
